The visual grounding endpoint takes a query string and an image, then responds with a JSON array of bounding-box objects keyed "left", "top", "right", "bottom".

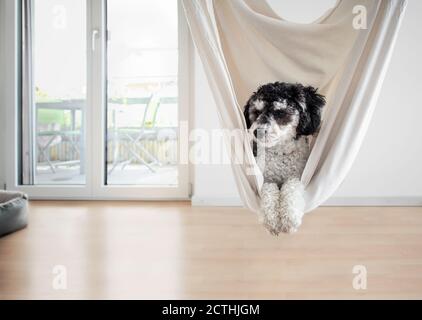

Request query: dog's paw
[
  {"left": 278, "top": 179, "right": 305, "bottom": 234},
  {"left": 260, "top": 183, "right": 282, "bottom": 235},
  {"left": 280, "top": 210, "right": 302, "bottom": 234},
  {"left": 261, "top": 217, "right": 283, "bottom": 236}
]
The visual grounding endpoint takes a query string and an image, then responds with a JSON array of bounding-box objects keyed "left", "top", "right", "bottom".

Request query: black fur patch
[{"left": 243, "top": 82, "right": 325, "bottom": 137}]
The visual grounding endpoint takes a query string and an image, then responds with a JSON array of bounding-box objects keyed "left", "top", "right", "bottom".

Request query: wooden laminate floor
[{"left": 0, "top": 201, "right": 421, "bottom": 299}]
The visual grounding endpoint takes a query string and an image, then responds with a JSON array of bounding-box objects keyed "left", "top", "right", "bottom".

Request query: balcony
[{"left": 35, "top": 96, "right": 178, "bottom": 186}]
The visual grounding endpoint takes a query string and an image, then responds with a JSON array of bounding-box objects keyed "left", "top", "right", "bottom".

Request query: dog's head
[{"left": 244, "top": 82, "right": 325, "bottom": 149}]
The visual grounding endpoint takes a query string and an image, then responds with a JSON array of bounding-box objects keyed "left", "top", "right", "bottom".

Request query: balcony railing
[{"left": 36, "top": 97, "right": 178, "bottom": 168}]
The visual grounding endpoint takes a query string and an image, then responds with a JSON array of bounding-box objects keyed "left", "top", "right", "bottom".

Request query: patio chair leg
[
  {"left": 37, "top": 145, "right": 56, "bottom": 174},
  {"left": 108, "top": 161, "right": 118, "bottom": 175},
  {"left": 128, "top": 149, "right": 156, "bottom": 173},
  {"left": 46, "top": 156, "right": 56, "bottom": 174},
  {"left": 134, "top": 143, "right": 162, "bottom": 167},
  {"left": 121, "top": 159, "right": 132, "bottom": 171},
  {"left": 107, "top": 138, "right": 123, "bottom": 175}
]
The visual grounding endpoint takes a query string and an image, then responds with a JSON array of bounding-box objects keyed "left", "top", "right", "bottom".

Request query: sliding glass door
[
  {"left": 21, "top": 0, "right": 87, "bottom": 185},
  {"left": 106, "top": 0, "right": 179, "bottom": 186},
  {"left": 16, "top": 0, "right": 189, "bottom": 199}
]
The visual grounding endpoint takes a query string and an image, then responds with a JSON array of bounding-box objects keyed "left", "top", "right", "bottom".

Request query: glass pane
[
  {"left": 106, "top": 0, "right": 178, "bottom": 186},
  {"left": 29, "top": 0, "right": 87, "bottom": 185}
]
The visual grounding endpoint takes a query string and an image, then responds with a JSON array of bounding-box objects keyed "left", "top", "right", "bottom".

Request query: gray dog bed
[{"left": 0, "top": 191, "right": 28, "bottom": 237}]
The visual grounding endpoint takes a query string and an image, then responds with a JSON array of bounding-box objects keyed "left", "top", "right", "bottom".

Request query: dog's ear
[
  {"left": 243, "top": 102, "right": 252, "bottom": 129},
  {"left": 297, "top": 86, "right": 325, "bottom": 136},
  {"left": 243, "top": 100, "right": 258, "bottom": 156}
]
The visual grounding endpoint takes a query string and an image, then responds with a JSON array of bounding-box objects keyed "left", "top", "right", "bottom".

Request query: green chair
[{"left": 108, "top": 95, "right": 162, "bottom": 174}]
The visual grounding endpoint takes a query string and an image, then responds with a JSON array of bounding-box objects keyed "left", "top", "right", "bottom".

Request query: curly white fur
[{"left": 256, "top": 122, "right": 309, "bottom": 235}]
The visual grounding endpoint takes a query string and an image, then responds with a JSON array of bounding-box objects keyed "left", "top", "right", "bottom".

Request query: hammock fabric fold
[{"left": 182, "top": 0, "right": 407, "bottom": 213}]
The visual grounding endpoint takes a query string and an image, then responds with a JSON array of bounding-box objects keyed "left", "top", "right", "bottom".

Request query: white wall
[
  {"left": 331, "top": 0, "right": 422, "bottom": 203},
  {"left": 190, "top": 53, "right": 240, "bottom": 205},
  {"left": 1, "top": 0, "right": 421, "bottom": 204},
  {"left": 0, "top": 0, "right": 7, "bottom": 189},
  {"left": 192, "top": 0, "right": 422, "bottom": 205}
]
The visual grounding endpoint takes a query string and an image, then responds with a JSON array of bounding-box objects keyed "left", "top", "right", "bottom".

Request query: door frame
[{"left": 4, "top": 0, "right": 190, "bottom": 200}]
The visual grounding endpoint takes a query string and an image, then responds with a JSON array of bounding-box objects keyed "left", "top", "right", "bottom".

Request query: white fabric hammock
[{"left": 182, "top": 0, "right": 407, "bottom": 213}]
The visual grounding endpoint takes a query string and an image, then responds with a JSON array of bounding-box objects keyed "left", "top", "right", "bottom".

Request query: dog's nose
[
  {"left": 254, "top": 127, "right": 268, "bottom": 139},
  {"left": 249, "top": 122, "right": 268, "bottom": 139},
  {"left": 254, "top": 129, "right": 266, "bottom": 139}
]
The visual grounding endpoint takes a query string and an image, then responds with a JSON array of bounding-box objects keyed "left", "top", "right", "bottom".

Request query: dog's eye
[
  {"left": 249, "top": 112, "right": 257, "bottom": 122},
  {"left": 273, "top": 101, "right": 287, "bottom": 110},
  {"left": 274, "top": 112, "right": 293, "bottom": 125}
]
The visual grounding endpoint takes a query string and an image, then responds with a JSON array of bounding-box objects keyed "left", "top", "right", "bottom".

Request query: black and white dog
[{"left": 244, "top": 82, "right": 325, "bottom": 234}]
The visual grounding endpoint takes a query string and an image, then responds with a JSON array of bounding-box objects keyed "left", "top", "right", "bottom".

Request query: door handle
[{"left": 92, "top": 29, "right": 99, "bottom": 51}]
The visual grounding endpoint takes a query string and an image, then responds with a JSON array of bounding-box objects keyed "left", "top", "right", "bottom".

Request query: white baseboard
[
  {"left": 323, "top": 197, "right": 422, "bottom": 206},
  {"left": 191, "top": 196, "right": 422, "bottom": 207},
  {"left": 191, "top": 196, "right": 243, "bottom": 207}
]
